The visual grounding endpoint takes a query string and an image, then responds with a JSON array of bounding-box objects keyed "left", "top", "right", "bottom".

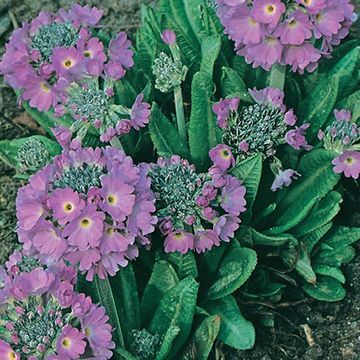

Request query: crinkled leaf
[
  {"left": 200, "top": 35, "right": 221, "bottom": 76},
  {"left": 313, "top": 265, "right": 345, "bottom": 284},
  {"left": 165, "top": 252, "right": 198, "bottom": 279},
  {"left": 315, "top": 245, "right": 356, "bottom": 267},
  {"left": 221, "top": 67, "right": 252, "bottom": 102},
  {"left": 300, "top": 222, "right": 332, "bottom": 254},
  {"left": 303, "top": 275, "right": 346, "bottom": 302},
  {"left": 323, "top": 226, "right": 360, "bottom": 250},
  {"left": 204, "top": 295, "right": 255, "bottom": 350},
  {"left": 155, "top": 326, "right": 181, "bottom": 360},
  {"left": 206, "top": 247, "right": 257, "bottom": 300}
]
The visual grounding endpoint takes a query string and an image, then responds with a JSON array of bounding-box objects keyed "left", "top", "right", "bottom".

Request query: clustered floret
[
  {"left": 0, "top": 250, "right": 114, "bottom": 359},
  {"left": 215, "top": 0, "right": 355, "bottom": 73},
  {"left": 146, "top": 153, "right": 247, "bottom": 254},
  {"left": 212, "top": 87, "right": 312, "bottom": 159},
  {"left": 16, "top": 137, "right": 157, "bottom": 280},
  {"left": 0, "top": 4, "right": 151, "bottom": 142}
]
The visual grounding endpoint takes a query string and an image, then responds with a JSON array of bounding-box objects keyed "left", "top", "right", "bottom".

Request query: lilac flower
[
  {"left": 271, "top": 168, "right": 300, "bottom": 191},
  {"left": 334, "top": 109, "right": 352, "bottom": 122},
  {"left": 215, "top": 0, "right": 355, "bottom": 72},
  {"left": 212, "top": 97, "right": 240, "bottom": 128},
  {"left": 109, "top": 32, "right": 134, "bottom": 69},
  {"left": 148, "top": 155, "right": 246, "bottom": 254},
  {"left": 161, "top": 29, "right": 177, "bottom": 45},
  {"left": 0, "top": 253, "right": 114, "bottom": 358},
  {"left": 131, "top": 94, "right": 152, "bottom": 130},
  {"left": 332, "top": 151, "right": 360, "bottom": 179},
  {"left": 285, "top": 123, "right": 313, "bottom": 150},
  {"left": 16, "top": 145, "right": 156, "bottom": 280},
  {"left": 62, "top": 4, "right": 104, "bottom": 27},
  {"left": 164, "top": 231, "right": 195, "bottom": 254},
  {"left": 209, "top": 144, "right": 235, "bottom": 171},
  {"left": 51, "top": 47, "right": 83, "bottom": 78}
]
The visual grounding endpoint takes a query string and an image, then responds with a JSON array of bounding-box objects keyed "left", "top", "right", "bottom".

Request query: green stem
[
  {"left": 110, "top": 136, "right": 125, "bottom": 151},
  {"left": 269, "top": 64, "right": 286, "bottom": 90},
  {"left": 174, "top": 85, "right": 187, "bottom": 141}
]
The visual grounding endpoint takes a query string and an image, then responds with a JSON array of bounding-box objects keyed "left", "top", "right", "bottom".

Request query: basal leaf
[
  {"left": 315, "top": 245, "right": 356, "bottom": 267},
  {"left": 323, "top": 226, "right": 360, "bottom": 250},
  {"left": 149, "top": 103, "right": 191, "bottom": 159},
  {"left": 140, "top": 260, "right": 179, "bottom": 327},
  {"left": 303, "top": 275, "right": 346, "bottom": 302},
  {"left": 165, "top": 252, "right": 198, "bottom": 279},
  {"left": 200, "top": 35, "right": 221, "bottom": 76},
  {"left": 204, "top": 295, "right": 255, "bottom": 350},
  {"left": 188, "top": 71, "right": 221, "bottom": 171},
  {"left": 313, "top": 265, "right": 345, "bottom": 284},
  {"left": 221, "top": 67, "right": 252, "bottom": 102},
  {"left": 206, "top": 247, "right": 257, "bottom": 300},
  {"left": 268, "top": 149, "right": 340, "bottom": 235},
  {"left": 155, "top": 326, "right": 181, "bottom": 360},
  {"left": 300, "top": 222, "right": 332, "bottom": 254},
  {"left": 149, "top": 277, "right": 199, "bottom": 358},
  {"left": 231, "top": 154, "right": 262, "bottom": 223}
]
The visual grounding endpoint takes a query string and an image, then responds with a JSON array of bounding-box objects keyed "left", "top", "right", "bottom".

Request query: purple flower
[
  {"left": 57, "top": 325, "right": 86, "bottom": 359},
  {"left": 221, "top": 176, "right": 247, "bottom": 215},
  {"left": 109, "top": 32, "right": 134, "bottom": 69},
  {"left": 334, "top": 109, "right": 351, "bottom": 122},
  {"left": 332, "top": 151, "right": 360, "bottom": 179},
  {"left": 161, "top": 29, "right": 177, "bottom": 45},
  {"left": 130, "top": 93, "right": 151, "bottom": 130},
  {"left": 271, "top": 169, "right": 300, "bottom": 191},
  {"left": 249, "top": 87, "right": 285, "bottom": 109},
  {"left": 0, "top": 340, "right": 19, "bottom": 360},
  {"left": 251, "top": 0, "right": 286, "bottom": 27},
  {"left": 214, "top": 215, "right": 240, "bottom": 242},
  {"left": 64, "top": 4, "right": 103, "bottom": 27},
  {"left": 296, "top": 0, "right": 327, "bottom": 13},
  {"left": 194, "top": 230, "right": 220, "bottom": 253},
  {"left": 212, "top": 97, "right": 240, "bottom": 128},
  {"left": 51, "top": 47, "right": 83, "bottom": 77},
  {"left": 22, "top": 76, "right": 57, "bottom": 112},
  {"left": 285, "top": 123, "right": 313, "bottom": 150},
  {"left": 284, "top": 109, "right": 297, "bottom": 125},
  {"left": 105, "top": 60, "right": 126, "bottom": 80},
  {"left": 52, "top": 126, "right": 73, "bottom": 148},
  {"left": 209, "top": 144, "right": 235, "bottom": 171},
  {"left": 164, "top": 231, "right": 195, "bottom": 254}
]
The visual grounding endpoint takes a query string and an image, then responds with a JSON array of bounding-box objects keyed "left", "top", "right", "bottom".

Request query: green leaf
[
  {"left": 115, "top": 347, "right": 138, "bottom": 360},
  {"left": 292, "top": 191, "right": 342, "bottom": 238},
  {"left": 221, "top": 67, "right": 252, "bottom": 102},
  {"left": 149, "top": 103, "right": 191, "bottom": 159},
  {"left": 200, "top": 35, "right": 221, "bottom": 76},
  {"left": 313, "top": 265, "right": 345, "bottom": 284},
  {"left": 231, "top": 154, "right": 262, "bottom": 223},
  {"left": 204, "top": 295, "right": 255, "bottom": 350},
  {"left": 149, "top": 277, "right": 199, "bottom": 357},
  {"left": 199, "top": 242, "right": 228, "bottom": 282},
  {"left": 335, "top": 89, "right": 360, "bottom": 114},
  {"left": 188, "top": 71, "right": 221, "bottom": 171},
  {"left": 179, "top": 315, "right": 221, "bottom": 360},
  {"left": 268, "top": 149, "right": 340, "bottom": 234},
  {"left": 155, "top": 326, "right": 181, "bottom": 360},
  {"left": 315, "top": 245, "right": 356, "bottom": 267},
  {"left": 323, "top": 226, "right": 360, "bottom": 250},
  {"left": 300, "top": 222, "right": 332, "bottom": 254},
  {"left": 140, "top": 261, "right": 179, "bottom": 327},
  {"left": 206, "top": 247, "right": 257, "bottom": 300},
  {"left": 109, "top": 266, "right": 140, "bottom": 346},
  {"left": 298, "top": 76, "right": 339, "bottom": 141},
  {"left": 303, "top": 275, "right": 346, "bottom": 302},
  {"left": 165, "top": 252, "right": 198, "bottom": 279},
  {"left": 0, "top": 135, "right": 61, "bottom": 170}
]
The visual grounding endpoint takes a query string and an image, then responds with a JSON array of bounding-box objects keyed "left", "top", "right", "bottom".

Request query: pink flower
[
  {"left": 64, "top": 205, "right": 105, "bottom": 250},
  {"left": 164, "top": 231, "right": 195, "bottom": 254},
  {"left": 65, "top": 4, "right": 103, "bottom": 27},
  {"left": 284, "top": 109, "right": 297, "bottom": 125},
  {"left": 214, "top": 215, "right": 240, "bottom": 242},
  {"left": 194, "top": 230, "right": 220, "bottom": 253},
  {"left": 109, "top": 32, "right": 134, "bottom": 69},
  {"left": 271, "top": 168, "right": 301, "bottom": 191},
  {"left": 334, "top": 109, "right": 352, "bottom": 122},
  {"left": 221, "top": 176, "right": 247, "bottom": 216},
  {"left": 249, "top": 87, "right": 285, "bottom": 109},
  {"left": 251, "top": 0, "right": 286, "bottom": 28},
  {"left": 332, "top": 151, "right": 360, "bottom": 179},
  {"left": 285, "top": 123, "right": 313, "bottom": 150},
  {"left": 0, "top": 340, "right": 19, "bottom": 360},
  {"left": 48, "top": 188, "right": 85, "bottom": 225},
  {"left": 209, "top": 144, "right": 235, "bottom": 171},
  {"left": 105, "top": 60, "right": 125, "bottom": 80},
  {"left": 51, "top": 47, "right": 83, "bottom": 77},
  {"left": 22, "top": 76, "right": 57, "bottom": 112},
  {"left": 130, "top": 94, "right": 151, "bottom": 130},
  {"left": 52, "top": 126, "right": 73, "bottom": 148},
  {"left": 57, "top": 325, "right": 86, "bottom": 359},
  {"left": 100, "top": 175, "right": 136, "bottom": 221},
  {"left": 212, "top": 97, "right": 240, "bottom": 128},
  {"left": 161, "top": 29, "right": 177, "bottom": 45}
]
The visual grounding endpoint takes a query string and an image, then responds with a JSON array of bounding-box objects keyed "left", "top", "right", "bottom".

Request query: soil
[{"left": 0, "top": 1, "right": 359, "bottom": 359}]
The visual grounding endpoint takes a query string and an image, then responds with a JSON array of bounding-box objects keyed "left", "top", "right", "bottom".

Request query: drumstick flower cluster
[
  {"left": 215, "top": 0, "right": 355, "bottom": 72},
  {"left": 213, "top": 87, "right": 312, "bottom": 160},
  {"left": 145, "top": 151, "right": 246, "bottom": 254},
  {"left": 318, "top": 109, "right": 360, "bottom": 179},
  {"left": 0, "top": 4, "right": 151, "bottom": 142},
  {"left": 16, "top": 134, "right": 157, "bottom": 280},
  {"left": 0, "top": 250, "right": 114, "bottom": 359}
]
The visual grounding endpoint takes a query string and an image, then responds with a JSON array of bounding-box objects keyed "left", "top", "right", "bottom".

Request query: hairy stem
[
  {"left": 269, "top": 64, "right": 287, "bottom": 90},
  {"left": 174, "top": 85, "right": 187, "bottom": 141}
]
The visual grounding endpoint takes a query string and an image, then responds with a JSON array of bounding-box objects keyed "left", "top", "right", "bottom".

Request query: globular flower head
[
  {"left": 214, "top": 87, "right": 304, "bottom": 159},
  {"left": 0, "top": 252, "right": 114, "bottom": 359},
  {"left": 332, "top": 150, "right": 360, "bottom": 179},
  {"left": 319, "top": 109, "right": 359, "bottom": 153},
  {"left": 16, "top": 144, "right": 156, "bottom": 280},
  {"left": 147, "top": 153, "right": 246, "bottom": 254},
  {"left": 215, "top": 0, "right": 355, "bottom": 72}
]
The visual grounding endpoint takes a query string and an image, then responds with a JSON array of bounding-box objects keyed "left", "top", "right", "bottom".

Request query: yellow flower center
[
  {"left": 63, "top": 58, "right": 73, "bottom": 68},
  {"left": 83, "top": 50, "right": 91, "bottom": 58},
  {"left": 220, "top": 149, "right": 230, "bottom": 159},
  {"left": 85, "top": 327, "right": 91, "bottom": 337},
  {"left": 8, "top": 352, "right": 16, "bottom": 360},
  {"left": 63, "top": 203, "right": 73, "bottom": 213},
  {"left": 265, "top": 4, "right": 275, "bottom": 14},
  {"left": 315, "top": 13, "right": 322, "bottom": 21},
  {"left": 345, "top": 157, "right": 354, "bottom": 165},
  {"left": 248, "top": 17, "right": 257, "bottom": 26},
  {"left": 80, "top": 218, "right": 91, "bottom": 228},
  {"left": 304, "top": 0, "right": 312, "bottom": 5},
  {"left": 174, "top": 232, "right": 184, "bottom": 241},
  {"left": 288, "top": 19, "right": 297, "bottom": 28},
  {"left": 62, "top": 338, "right": 72, "bottom": 349},
  {"left": 106, "top": 227, "right": 115, "bottom": 236},
  {"left": 40, "top": 82, "right": 50, "bottom": 93},
  {"left": 107, "top": 194, "right": 117, "bottom": 205},
  {"left": 265, "top": 36, "right": 277, "bottom": 45}
]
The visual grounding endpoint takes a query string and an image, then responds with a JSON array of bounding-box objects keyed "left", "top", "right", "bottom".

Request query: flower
[
  {"left": 215, "top": 0, "right": 355, "bottom": 72},
  {"left": 0, "top": 253, "right": 114, "bottom": 359},
  {"left": 148, "top": 154, "right": 246, "bottom": 254},
  {"left": 51, "top": 46, "right": 83, "bottom": 77},
  {"left": 209, "top": 144, "right": 235, "bottom": 171},
  {"left": 271, "top": 168, "right": 301, "bottom": 191},
  {"left": 214, "top": 215, "right": 240, "bottom": 242},
  {"left": 109, "top": 32, "right": 134, "bottom": 70},
  {"left": 161, "top": 29, "right": 177, "bottom": 45},
  {"left": 16, "top": 145, "right": 156, "bottom": 280},
  {"left": 332, "top": 151, "right": 360, "bottom": 179},
  {"left": 213, "top": 87, "right": 303, "bottom": 158},
  {"left": 130, "top": 94, "right": 152, "bottom": 130},
  {"left": 285, "top": 123, "right": 313, "bottom": 150}
]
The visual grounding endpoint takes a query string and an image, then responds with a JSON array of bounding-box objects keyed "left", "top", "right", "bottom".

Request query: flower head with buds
[{"left": 16, "top": 143, "right": 157, "bottom": 280}]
